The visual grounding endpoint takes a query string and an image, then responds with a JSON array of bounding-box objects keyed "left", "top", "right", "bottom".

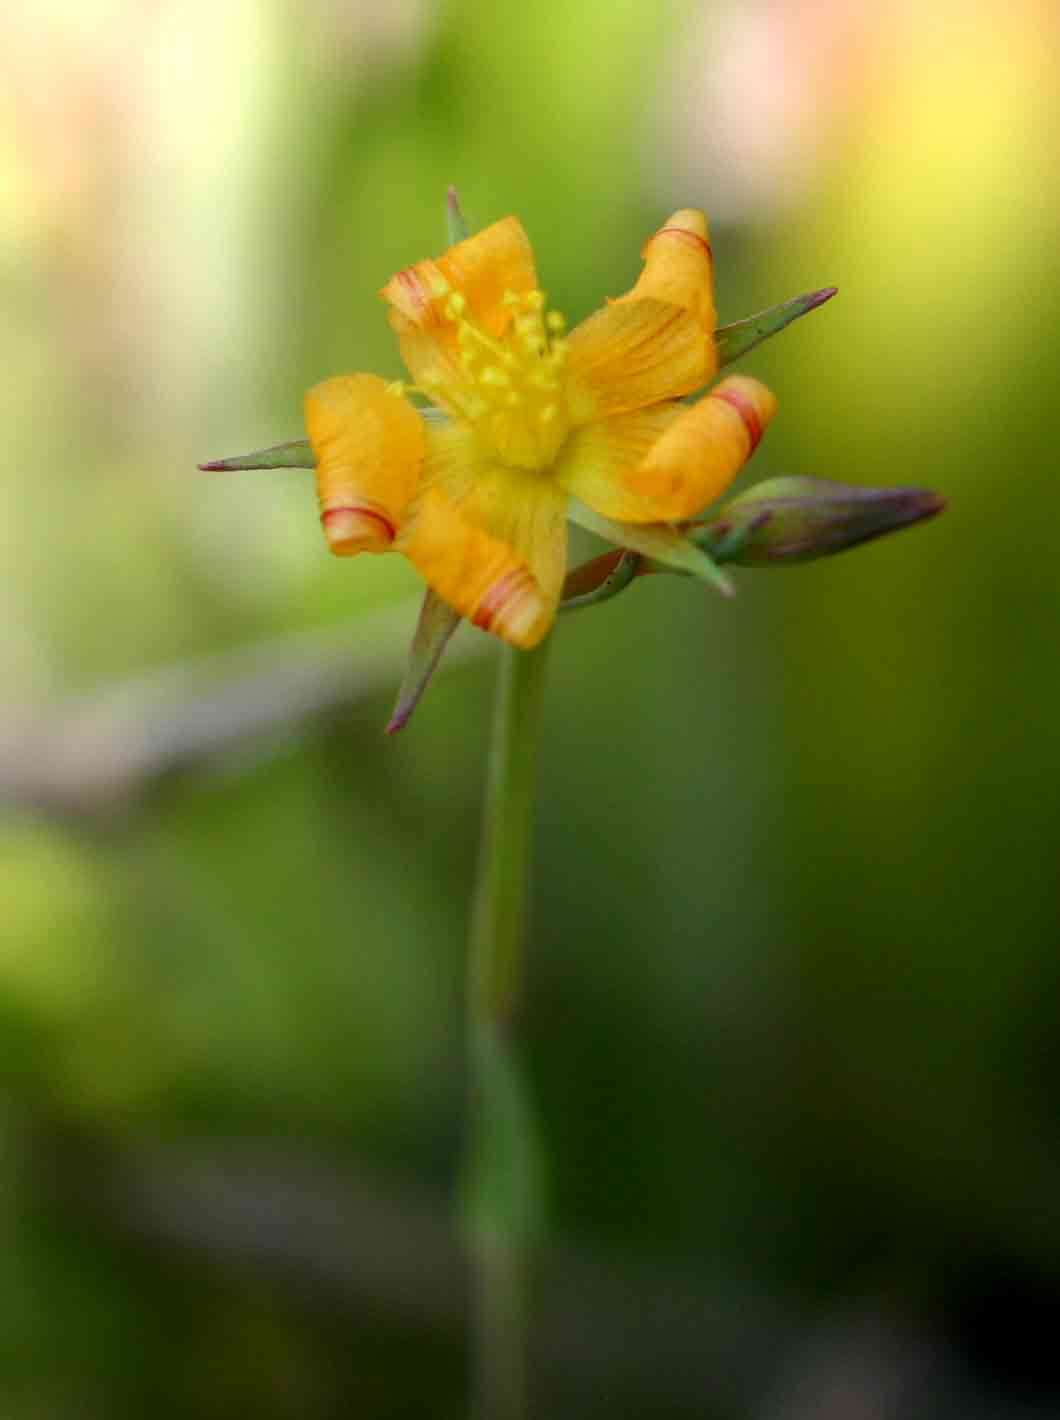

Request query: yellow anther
[
  {"left": 385, "top": 380, "right": 406, "bottom": 398},
  {"left": 425, "top": 286, "right": 572, "bottom": 472}
]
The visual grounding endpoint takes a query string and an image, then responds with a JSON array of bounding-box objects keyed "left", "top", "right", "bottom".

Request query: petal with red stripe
[
  {"left": 395, "top": 423, "right": 567, "bottom": 649},
  {"left": 622, "top": 375, "right": 779, "bottom": 521}
]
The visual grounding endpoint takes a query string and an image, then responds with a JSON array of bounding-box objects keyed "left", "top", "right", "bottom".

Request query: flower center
[{"left": 434, "top": 288, "right": 571, "bottom": 472}]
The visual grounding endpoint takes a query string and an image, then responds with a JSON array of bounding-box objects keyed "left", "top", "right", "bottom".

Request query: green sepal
[
  {"left": 695, "top": 513, "right": 771, "bottom": 563},
  {"left": 560, "top": 550, "right": 639, "bottom": 613},
  {"left": 567, "top": 499, "right": 733, "bottom": 597},
  {"left": 198, "top": 439, "right": 315, "bottom": 472},
  {"left": 386, "top": 588, "right": 462, "bottom": 734},
  {"left": 715, "top": 287, "right": 837, "bottom": 367},
  {"left": 447, "top": 186, "right": 470, "bottom": 245}
]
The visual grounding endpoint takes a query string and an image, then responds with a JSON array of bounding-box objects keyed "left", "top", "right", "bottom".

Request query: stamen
[{"left": 434, "top": 284, "right": 572, "bottom": 471}]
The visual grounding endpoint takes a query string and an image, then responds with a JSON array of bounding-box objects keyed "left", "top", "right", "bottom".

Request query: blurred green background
[{"left": 2, "top": 0, "right": 1060, "bottom": 1415}]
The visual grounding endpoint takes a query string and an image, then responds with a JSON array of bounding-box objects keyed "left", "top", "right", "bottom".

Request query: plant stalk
[{"left": 464, "top": 638, "right": 550, "bottom": 1420}]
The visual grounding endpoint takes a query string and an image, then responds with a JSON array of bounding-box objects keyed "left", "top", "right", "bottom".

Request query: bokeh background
[{"left": 2, "top": 0, "right": 1059, "bottom": 1415}]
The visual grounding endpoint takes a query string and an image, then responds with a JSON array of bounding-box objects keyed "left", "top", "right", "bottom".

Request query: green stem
[{"left": 464, "top": 639, "right": 550, "bottom": 1420}]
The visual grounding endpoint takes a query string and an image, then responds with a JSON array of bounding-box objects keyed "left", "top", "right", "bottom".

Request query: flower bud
[{"left": 699, "top": 476, "right": 945, "bottom": 565}]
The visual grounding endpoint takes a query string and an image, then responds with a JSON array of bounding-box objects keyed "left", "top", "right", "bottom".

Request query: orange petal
[
  {"left": 396, "top": 424, "right": 567, "bottom": 649},
  {"left": 381, "top": 217, "right": 538, "bottom": 419},
  {"left": 622, "top": 375, "right": 779, "bottom": 521},
  {"left": 616, "top": 209, "right": 718, "bottom": 344},
  {"left": 387, "top": 319, "right": 470, "bottom": 421},
  {"left": 304, "top": 374, "right": 425, "bottom": 556},
  {"left": 565, "top": 297, "right": 713, "bottom": 423},
  {"left": 380, "top": 216, "right": 537, "bottom": 340},
  {"left": 553, "top": 403, "right": 686, "bottom": 523}
]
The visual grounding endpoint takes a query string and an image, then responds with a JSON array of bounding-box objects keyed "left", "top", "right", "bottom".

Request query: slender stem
[
  {"left": 469, "top": 641, "right": 550, "bottom": 1022},
  {"left": 464, "top": 639, "right": 551, "bottom": 1420}
]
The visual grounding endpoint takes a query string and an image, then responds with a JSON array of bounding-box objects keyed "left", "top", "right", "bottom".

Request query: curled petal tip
[{"left": 321, "top": 505, "right": 395, "bottom": 555}]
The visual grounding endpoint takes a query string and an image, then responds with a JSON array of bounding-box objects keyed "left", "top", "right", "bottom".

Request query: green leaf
[{"left": 716, "top": 287, "right": 837, "bottom": 367}]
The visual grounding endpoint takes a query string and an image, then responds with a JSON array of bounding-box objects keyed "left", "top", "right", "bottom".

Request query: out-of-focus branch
[
  {"left": 42, "top": 1133, "right": 1006, "bottom": 1419},
  {"left": 0, "top": 601, "right": 486, "bottom": 822},
  {"left": 49, "top": 1133, "right": 797, "bottom": 1415}
]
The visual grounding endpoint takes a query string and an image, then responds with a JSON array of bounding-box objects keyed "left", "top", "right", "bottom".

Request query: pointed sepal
[
  {"left": 560, "top": 549, "right": 639, "bottom": 613},
  {"left": 198, "top": 439, "right": 315, "bottom": 472},
  {"left": 567, "top": 499, "right": 733, "bottom": 597},
  {"left": 715, "top": 287, "right": 837, "bottom": 368},
  {"left": 697, "top": 476, "right": 946, "bottom": 565},
  {"left": 447, "top": 186, "right": 470, "bottom": 245},
  {"left": 386, "top": 588, "right": 463, "bottom": 734}
]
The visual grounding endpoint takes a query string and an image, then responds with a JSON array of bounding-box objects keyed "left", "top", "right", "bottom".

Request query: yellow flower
[{"left": 304, "top": 210, "right": 778, "bottom": 649}]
